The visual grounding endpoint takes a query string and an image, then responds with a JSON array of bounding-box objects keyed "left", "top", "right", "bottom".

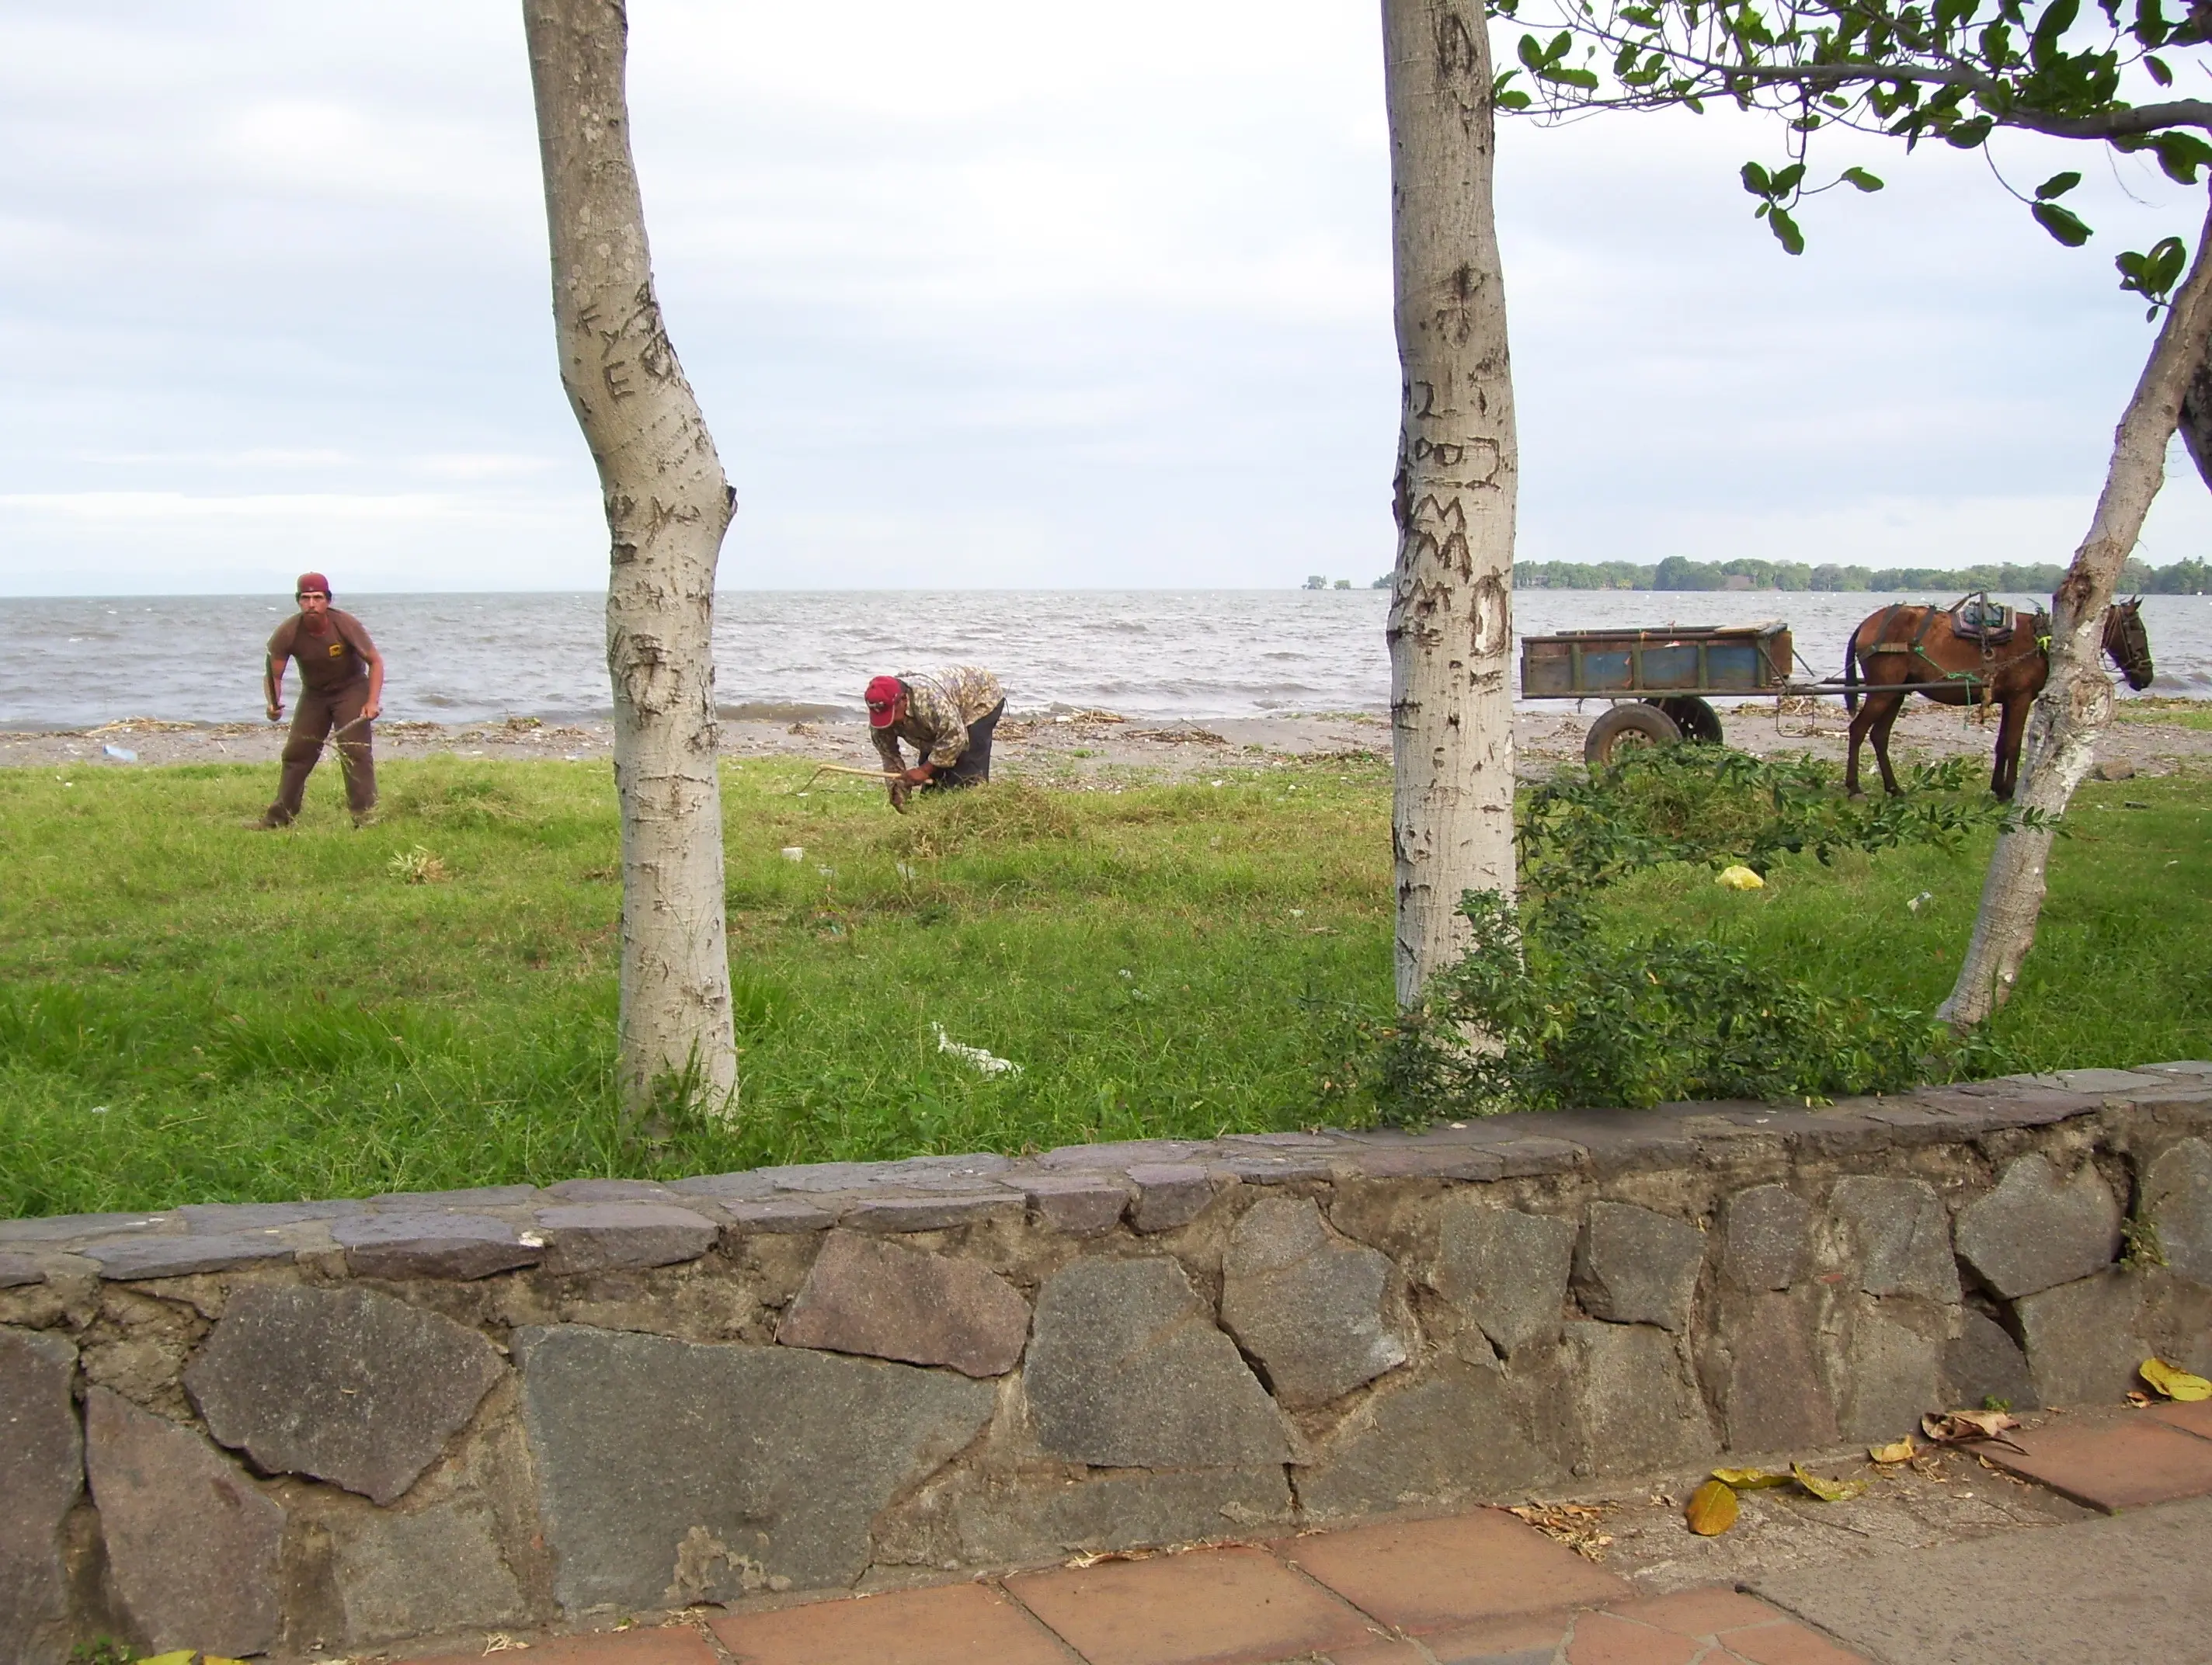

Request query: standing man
[
  {"left": 259, "top": 573, "right": 384, "bottom": 828},
  {"left": 865, "top": 667, "right": 1006, "bottom": 809}
]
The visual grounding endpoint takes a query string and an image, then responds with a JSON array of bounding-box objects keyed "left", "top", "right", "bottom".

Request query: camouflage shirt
[{"left": 872, "top": 666, "right": 1005, "bottom": 770}]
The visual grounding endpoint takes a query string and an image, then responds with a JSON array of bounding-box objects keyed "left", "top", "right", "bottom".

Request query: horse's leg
[
  {"left": 1845, "top": 693, "right": 1878, "bottom": 796},
  {"left": 1993, "top": 695, "right": 2033, "bottom": 799},
  {"left": 1869, "top": 691, "right": 1908, "bottom": 795}
]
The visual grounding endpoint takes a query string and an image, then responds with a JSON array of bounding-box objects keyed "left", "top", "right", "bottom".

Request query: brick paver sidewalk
[{"left": 402, "top": 1403, "right": 2212, "bottom": 1665}]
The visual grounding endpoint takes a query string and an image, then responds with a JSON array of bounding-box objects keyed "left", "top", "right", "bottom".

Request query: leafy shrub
[{"left": 1365, "top": 748, "right": 2028, "bottom": 1119}]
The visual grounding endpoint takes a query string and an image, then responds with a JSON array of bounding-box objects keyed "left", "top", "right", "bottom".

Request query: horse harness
[{"left": 1858, "top": 594, "right": 2049, "bottom": 706}]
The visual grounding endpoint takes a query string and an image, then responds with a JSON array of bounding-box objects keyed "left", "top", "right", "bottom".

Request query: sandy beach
[{"left": 6, "top": 697, "right": 2206, "bottom": 784}]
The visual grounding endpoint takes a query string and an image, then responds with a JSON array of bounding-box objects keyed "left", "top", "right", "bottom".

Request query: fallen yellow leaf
[
  {"left": 1869, "top": 1438, "right": 1915, "bottom": 1464},
  {"left": 1685, "top": 1477, "right": 1740, "bottom": 1535},
  {"left": 2141, "top": 1357, "right": 2212, "bottom": 1402},
  {"left": 1922, "top": 1409, "right": 2020, "bottom": 1443},
  {"left": 1793, "top": 1464, "right": 1869, "bottom": 1503},
  {"left": 138, "top": 1653, "right": 197, "bottom": 1665},
  {"left": 1710, "top": 1466, "right": 1794, "bottom": 1489}
]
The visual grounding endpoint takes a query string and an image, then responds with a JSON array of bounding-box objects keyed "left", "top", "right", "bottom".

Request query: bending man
[
  {"left": 259, "top": 572, "right": 384, "bottom": 828},
  {"left": 865, "top": 667, "right": 1006, "bottom": 808}
]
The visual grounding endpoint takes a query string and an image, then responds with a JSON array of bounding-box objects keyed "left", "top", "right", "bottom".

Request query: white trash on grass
[{"left": 932, "top": 1024, "right": 1021, "bottom": 1077}]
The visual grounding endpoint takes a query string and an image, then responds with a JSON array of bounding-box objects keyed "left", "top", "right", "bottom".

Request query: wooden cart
[{"left": 1518, "top": 622, "right": 1797, "bottom": 766}]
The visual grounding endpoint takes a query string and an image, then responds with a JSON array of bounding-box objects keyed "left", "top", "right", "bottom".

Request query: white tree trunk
[
  {"left": 1380, "top": 0, "right": 1519, "bottom": 1008},
  {"left": 1939, "top": 188, "right": 2212, "bottom": 1029},
  {"left": 523, "top": 0, "right": 739, "bottom": 1114}
]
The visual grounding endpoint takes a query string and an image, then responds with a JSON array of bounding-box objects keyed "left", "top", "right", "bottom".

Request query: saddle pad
[{"left": 1952, "top": 596, "right": 2016, "bottom": 642}]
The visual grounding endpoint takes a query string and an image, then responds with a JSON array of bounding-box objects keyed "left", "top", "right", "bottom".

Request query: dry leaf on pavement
[
  {"left": 1922, "top": 1409, "right": 2024, "bottom": 1448},
  {"left": 1869, "top": 1438, "right": 1916, "bottom": 1463},
  {"left": 1509, "top": 1501, "right": 1616, "bottom": 1559},
  {"left": 1710, "top": 1466, "right": 1795, "bottom": 1489},
  {"left": 1792, "top": 1464, "right": 1869, "bottom": 1502},
  {"left": 1685, "top": 1478, "right": 1740, "bottom": 1535},
  {"left": 2141, "top": 1357, "right": 2212, "bottom": 1402}
]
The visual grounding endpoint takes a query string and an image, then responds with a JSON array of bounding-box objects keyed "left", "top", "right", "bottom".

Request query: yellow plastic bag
[{"left": 1716, "top": 865, "right": 1765, "bottom": 891}]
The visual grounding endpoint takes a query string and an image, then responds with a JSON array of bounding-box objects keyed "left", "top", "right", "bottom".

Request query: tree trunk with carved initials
[
  {"left": 523, "top": 0, "right": 739, "bottom": 1114},
  {"left": 1941, "top": 188, "right": 2212, "bottom": 1030},
  {"left": 1380, "top": 0, "right": 1519, "bottom": 1007}
]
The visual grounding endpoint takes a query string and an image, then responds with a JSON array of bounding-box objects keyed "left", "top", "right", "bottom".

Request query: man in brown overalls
[{"left": 258, "top": 572, "right": 385, "bottom": 828}]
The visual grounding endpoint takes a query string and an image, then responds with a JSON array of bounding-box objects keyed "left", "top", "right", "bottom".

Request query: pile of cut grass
[{"left": 0, "top": 751, "right": 2202, "bottom": 1215}]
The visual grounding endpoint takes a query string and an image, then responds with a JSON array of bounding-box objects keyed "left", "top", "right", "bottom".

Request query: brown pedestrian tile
[
  {"left": 1323, "top": 1640, "right": 1430, "bottom": 1665},
  {"left": 2148, "top": 1397, "right": 2212, "bottom": 1441},
  {"left": 710, "top": 1580, "right": 1071, "bottom": 1664},
  {"left": 1560, "top": 1612, "right": 1697, "bottom": 1665},
  {"left": 405, "top": 1629, "right": 717, "bottom": 1665},
  {"left": 1717, "top": 1620, "right": 1869, "bottom": 1663},
  {"left": 1601, "top": 1587, "right": 1781, "bottom": 1640},
  {"left": 1977, "top": 1416, "right": 2212, "bottom": 1511},
  {"left": 1273, "top": 1510, "right": 1627, "bottom": 1636},
  {"left": 1422, "top": 1611, "right": 1575, "bottom": 1662},
  {"left": 1006, "top": 1543, "right": 1377, "bottom": 1665}
]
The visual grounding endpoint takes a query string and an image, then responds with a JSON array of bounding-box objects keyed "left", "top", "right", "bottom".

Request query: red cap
[
  {"left": 295, "top": 572, "right": 332, "bottom": 598},
  {"left": 864, "top": 675, "right": 905, "bottom": 727}
]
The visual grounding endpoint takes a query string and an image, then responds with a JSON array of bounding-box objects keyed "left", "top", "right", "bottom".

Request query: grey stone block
[
  {"left": 81, "top": 1231, "right": 294, "bottom": 1281},
  {"left": 839, "top": 1193, "right": 1022, "bottom": 1232},
  {"left": 1127, "top": 1164, "right": 1216, "bottom": 1232},
  {"left": 179, "top": 1200, "right": 364, "bottom": 1231},
  {"left": 1709, "top": 1292, "right": 1837, "bottom": 1453},
  {"left": 2015, "top": 1270, "right": 2148, "bottom": 1406},
  {"left": 1567, "top": 1321, "right": 1717, "bottom": 1475},
  {"left": 543, "top": 1177, "right": 683, "bottom": 1203},
  {"left": 1220, "top": 1197, "right": 1407, "bottom": 1408},
  {"left": 335, "top": 1211, "right": 543, "bottom": 1281},
  {"left": 515, "top": 1324, "right": 993, "bottom": 1609},
  {"left": 0, "top": 1252, "right": 42, "bottom": 1289},
  {"left": 1573, "top": 1201, "right": 1705, "bottom": 1333},
  {"left": 0, "top": 1330, "right": 80, "bottom": 1665},
  {"left": 184, "top": 1284, "right": 504, "bottom": 1504},
  {"left": 1341, "top": 1143, "right": 1507, "bottom": 1181},
  {"left": 2142, "top": 1138, "right": 2212, "bottom": 1286},
  {"left": 2051, "top": 1067, "right": 2172, "bottom": 1094},
  {"left": 1490, "top": 1136, "right": 1586, "bottom": 1177},
  {"left": 1016, "top": 1173, "right": 1131, "bottom": 1235},
  {"left": 1944, "top": 1307, "right": 2037, "bottom": 1412},
  {"left": 370, "top": 1184, "right": 539, "bottom": 1208},
  {"left": 534, "top": 1201, "right": 718, "bottom": 1274},
  {"left": 1835, "top": 1298, "right": 1946, "bottom": 1441},
  {"left": 328, "top": 1500, "right": 529, "bottom": 1645},
  {"left": 669, "top": 1170, "right": 777, "bottom": 1204},
  {"left": 1430, "top": 1200, "right": 1577, "bottom": 1355},
  {"left": 1830, "top": 1177, "right": 1961, "bottom": 1304},
  {"left": 944, "top": 1466, "right": 1292, "bottom": 1563},
  {"left": 1296, "top": 1357, "right": 1554, "bottom": 1519},
  {"left": 1721, "top": 1185, "right": 1812, "bottom": 1291},
  {"left": 777, "top": 1231, "right": 1031, "bottom": 1377},
  {"left": 722, "top": 1197, "right": 835, "bottom": 1232},
  {"left": 0, "top": 1211, "right": 172, "bottom": 1246},
  {"left": 1025, "top": 1257, "right": 1292, "bottom": 1468},
  {"left": 84, "top": 1388, "right": 283, "bottom": 1656},
  {"left": 1956, "top": 1154, "right": 2121, "bottom": 1299}
]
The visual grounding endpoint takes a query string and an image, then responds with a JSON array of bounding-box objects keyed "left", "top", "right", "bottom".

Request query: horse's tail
[{"left": 1842, "top": 624, "right": 1861, "bottom": 715}]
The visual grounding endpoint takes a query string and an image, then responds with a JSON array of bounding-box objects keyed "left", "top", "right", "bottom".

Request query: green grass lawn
[{"left": 1, "top": 752, "right": 2204, "bottom": 1216}]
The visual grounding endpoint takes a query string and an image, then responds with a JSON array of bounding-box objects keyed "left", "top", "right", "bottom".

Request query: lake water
[{"left": 2, "top": 588, "right": 2207, "bottom": 728}]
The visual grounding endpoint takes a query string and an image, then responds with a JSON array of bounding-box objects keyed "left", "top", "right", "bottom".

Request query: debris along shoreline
[{"left": 5, "top": 700, "right": 2209, "bottom": 784}]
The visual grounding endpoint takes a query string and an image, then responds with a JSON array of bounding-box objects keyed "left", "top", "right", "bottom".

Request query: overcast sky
[{"left": 1, "top": 0, "right": 2207, "bottom": 596}]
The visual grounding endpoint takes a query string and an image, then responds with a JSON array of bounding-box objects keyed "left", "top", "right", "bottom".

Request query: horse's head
[{"left": 2102, "top": 597, "right": 2154, "bottom": 691}]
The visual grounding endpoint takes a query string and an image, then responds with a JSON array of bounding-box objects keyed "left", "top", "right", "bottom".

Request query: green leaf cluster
[
  {"left": 1493, "top": 0, "right": 2211, "bottom": 306},
  {"left": 1367, "top": 747, "right": 2029, "bottom": 1118}
]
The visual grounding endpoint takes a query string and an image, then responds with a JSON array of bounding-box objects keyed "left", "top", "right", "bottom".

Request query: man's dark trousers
[
  {"left": 268, "top": 681, "right": 376, "bottom": 823},
  {"left": 927, "top": 700, "right": 1005, "bottom": 790}
]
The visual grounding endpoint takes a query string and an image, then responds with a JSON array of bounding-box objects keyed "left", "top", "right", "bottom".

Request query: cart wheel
[
  {"left": 1585, "top": 703, "right": 1682, "bottom": 766},
  {"left": 1647, "top": 696, "right": 1724, "bottom": 746}
]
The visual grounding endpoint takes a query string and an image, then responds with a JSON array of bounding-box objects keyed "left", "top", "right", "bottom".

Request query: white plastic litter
[
  {"left": 1907, "top": 891, "right": 1934, "bottom": 913},
  {"left": 781, "top": 846, "right": 805, "bottom": 862},
  {"left": 102, "top": 745, "right": 137, "bottom": 763},
  {"left": 933, "top": 1024, "right": 1021, "bottom": 1076}
]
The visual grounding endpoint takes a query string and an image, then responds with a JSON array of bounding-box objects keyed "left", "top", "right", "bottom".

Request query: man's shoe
[{"left": 351, "top": 809, "right": 380, "bottom": 829}]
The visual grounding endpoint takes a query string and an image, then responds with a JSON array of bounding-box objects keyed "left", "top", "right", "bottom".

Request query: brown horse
[{"left": 1843, "top": 598, "right": 2153, "bottom": 799}]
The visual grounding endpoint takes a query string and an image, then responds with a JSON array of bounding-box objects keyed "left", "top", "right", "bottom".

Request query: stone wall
[{"left": 4, "top": 1064, "right": 2210, "bottom": 1660}]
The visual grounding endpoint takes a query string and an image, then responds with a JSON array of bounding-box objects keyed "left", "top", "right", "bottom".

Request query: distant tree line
[{"left": 1501, "top": 555, "right": 2212, "bottom": 595}]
